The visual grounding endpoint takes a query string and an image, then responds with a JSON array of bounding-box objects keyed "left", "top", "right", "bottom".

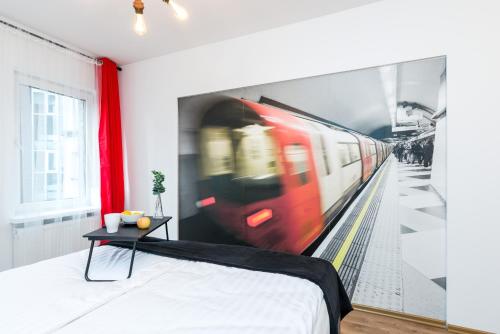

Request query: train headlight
[
  {"left": 246, "top": 209, "right": 273, "bottom": 228},
  {"left": 196, "top": 196, "right": 216, "bottom": 208}
]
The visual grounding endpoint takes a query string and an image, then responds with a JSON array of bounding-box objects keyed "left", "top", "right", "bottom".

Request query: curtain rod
[{"left": 0, "top": 18, "right": 122, "bottom": 71}]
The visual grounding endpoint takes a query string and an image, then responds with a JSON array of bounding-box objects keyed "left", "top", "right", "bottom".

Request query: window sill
[{"left": 11, "top": 206, "right": 100, "bottom": 225}]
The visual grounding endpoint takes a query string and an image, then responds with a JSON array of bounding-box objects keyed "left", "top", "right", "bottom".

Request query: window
[
  {"left": 338, "top": 142, "right": 361, "bottom": 167},
  {"left": 338, "top": 143, "right": 350, "bottom": 166},
  {"left": 284, "top": 144, "right": 309, "bottom": 185},
  {"left": 200, "top": 125, "right": 282, "bottom": 180},
  {"left": 19, "top": 86, "right": 88, "bottom": 205},
  {"left": 199, "top": 124, "right": 283, "bottom": 204},
  {"left": 319, "top": 135, "right": 331, "bottom": 176},
  {"left": 233, "top": 124, "right": 281, "bottom": 180},
  {"left": 348, "top": 143, "right": 361, "bottom": 162},
  {"left": 200, "top": 126, "right": 234, "bottom": 176},
  {"left": 369, "top": 143, "right": 377, "bottom": 156}
]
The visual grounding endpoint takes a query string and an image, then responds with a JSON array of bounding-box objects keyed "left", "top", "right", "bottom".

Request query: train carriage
[
  {"left": 332, "top": 130, "right": 363, "bottom": 204},
  {"left": 196, "top": 97, "right": 389, "bottom": 254},
  {"left": 198, "top": 99, "right": 324, "bottom": 253},
  {"left": 304, "top": 121, "right": 343, "bottom": 220},
  {"left": 304, "top": 122, "right": 363, "bottom": 224},
  {"left": 354, "top": 134, "right": 376, "bottom": 182}
]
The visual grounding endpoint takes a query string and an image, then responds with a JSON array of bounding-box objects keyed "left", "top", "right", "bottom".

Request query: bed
[{"left": 0, "top": 240, "right": 351, "bottom": 334}]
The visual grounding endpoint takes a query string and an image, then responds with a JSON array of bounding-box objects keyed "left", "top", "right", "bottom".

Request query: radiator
[{"left": 11, "top": 212, "right": 101, "bottom": 268}]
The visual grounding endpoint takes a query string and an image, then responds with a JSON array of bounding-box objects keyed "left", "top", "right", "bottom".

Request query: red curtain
[{"left": 98, "top": 58, "right": 124, "bottom": 226}]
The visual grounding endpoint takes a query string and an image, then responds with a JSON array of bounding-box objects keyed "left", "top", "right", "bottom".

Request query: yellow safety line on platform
[{"left": 332, "top": 164, "right": 388, "bottom": 270}]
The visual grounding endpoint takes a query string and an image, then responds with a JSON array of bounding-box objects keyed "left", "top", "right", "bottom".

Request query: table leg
[
  {"left": 84, "top": 240, "right": 95, "bottom": 282},
  {"left": 84, "top": 241, "right": 115, "bottom": 282},
  {"left": 127, "top": 242, "right": 137, "bottom": 279},
  {"left": 85, "top": 240, "right": 138, "bottom": 282},
  {"left": 165, "top": 223, "right": 169, "bottom": 240}
]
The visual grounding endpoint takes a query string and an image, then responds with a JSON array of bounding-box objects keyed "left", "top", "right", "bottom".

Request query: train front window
[
  {"left": 200, "top": 124, "right": 283, "bottom": 203},
  {"left": 233, "top": 124, "right": 281, "bottom": 180},
  {"left": 200, "top": 127, "right": 234, "bottom": 176}
]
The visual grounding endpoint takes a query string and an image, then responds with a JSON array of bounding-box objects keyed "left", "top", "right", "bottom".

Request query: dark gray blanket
[{"left": 109, "top": 239, "right": 352, "bottom": 334}]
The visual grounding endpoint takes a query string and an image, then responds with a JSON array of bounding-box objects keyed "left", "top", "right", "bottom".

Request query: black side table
[{"left": 82, "top": 216, "right": 172, "bottom": 282}]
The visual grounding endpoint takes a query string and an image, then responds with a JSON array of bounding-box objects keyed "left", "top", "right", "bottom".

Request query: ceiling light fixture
[
  {"left": 163, "top": 0, "right": 189, "bottom": 21},
  {"left": 132, "top": 0, "right": 189, "bottom": 36},
  {"left": 133, "top": 0, "right": 147, "bottom": 36}
]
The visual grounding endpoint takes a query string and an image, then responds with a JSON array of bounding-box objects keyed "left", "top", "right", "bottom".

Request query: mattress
[{"left": 0, "top": 245, "right": 329, "bottom": 334}]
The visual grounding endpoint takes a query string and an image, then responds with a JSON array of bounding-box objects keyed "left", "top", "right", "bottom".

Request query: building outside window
[{"left": 18, "top": 84, "right": 91, "bottom": 210}]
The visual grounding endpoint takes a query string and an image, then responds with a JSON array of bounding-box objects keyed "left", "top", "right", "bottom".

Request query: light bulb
[
  {"left": 134, "top": 13, "right": 147, "bottom": 36},
  {"left": 170, "top": 0, "right": 188, "bottom": 20}
]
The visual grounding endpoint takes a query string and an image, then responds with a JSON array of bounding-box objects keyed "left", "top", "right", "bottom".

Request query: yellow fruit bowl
[{"left": 121, "top": 210, "right": 144, "bottom": 224}]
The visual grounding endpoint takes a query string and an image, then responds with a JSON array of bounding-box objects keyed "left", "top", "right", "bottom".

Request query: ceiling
[
  {"left": 397, "top": 58, "right": 446, "bottom": 112},
  {"left": 179, "top": 57, "right": 446, "bottom": 142},
  {"left": 0, "top": 0, "right": 381, "bottom": 65}
]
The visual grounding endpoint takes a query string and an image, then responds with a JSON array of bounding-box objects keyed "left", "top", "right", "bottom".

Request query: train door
[
  {"left": 375, "top": 141, "right": 382, "bottom": 168},
  {"left": 367, "top": 139, "right": 377, "bottom": 174},
  {"left": 305, "top": 121, "right": 343, "bottom": 221},
  {"left": 353, "top": 134, "right": 373, "bottom": 182},
  {"left": 277, "top": 140, "right": 322, "bottom": 252},
  {"left": 244, "top": 101, "right": 323, "bottom": 253},
  {"left": 336, "top": 130, "right": 363, "bottom": 196}
]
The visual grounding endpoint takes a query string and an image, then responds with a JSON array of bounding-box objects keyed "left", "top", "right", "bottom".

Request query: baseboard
[
  {"left": 352, "top": 304, "right": 493, "bottom": 334},
  {"left": 352, "top": 303, "right": 446, "bottom": 328},
  {"left": 447, "top": 324, "right": 493, "bottom": 334}
]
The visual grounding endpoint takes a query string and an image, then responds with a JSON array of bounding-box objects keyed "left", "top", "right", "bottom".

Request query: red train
[{"left": 196, "top": 98, "right": 391, "bottom": 254}]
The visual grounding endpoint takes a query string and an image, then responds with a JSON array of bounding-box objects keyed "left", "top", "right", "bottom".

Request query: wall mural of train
[
  {"left": 192, "top": 97, "right": 391, "bottom": 254},
  {"left": 179, "top": 57, "right": 446, "bottom": 319}
]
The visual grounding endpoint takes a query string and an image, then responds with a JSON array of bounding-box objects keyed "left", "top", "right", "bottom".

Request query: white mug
[{"left": 104, "top": 213, "right": 121, "bottom": 233}]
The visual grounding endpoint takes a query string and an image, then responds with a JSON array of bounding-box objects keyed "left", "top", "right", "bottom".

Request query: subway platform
[{"left": 313, "top": 155, "right": 446, "bottom": 320}]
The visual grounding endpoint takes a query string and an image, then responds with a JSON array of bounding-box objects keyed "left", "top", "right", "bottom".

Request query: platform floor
[{"left": 314, "top": 156, "right": 446, "bottom": 320}]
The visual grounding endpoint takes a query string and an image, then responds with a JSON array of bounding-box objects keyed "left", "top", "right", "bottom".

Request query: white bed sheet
[{"left": 0, "top": 246, "right": 329, "bottom": 334}]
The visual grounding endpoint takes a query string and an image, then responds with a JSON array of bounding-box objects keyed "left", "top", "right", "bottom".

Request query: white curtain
[{"left": 0, "top": 20, "right": 100, "bottom": 270}]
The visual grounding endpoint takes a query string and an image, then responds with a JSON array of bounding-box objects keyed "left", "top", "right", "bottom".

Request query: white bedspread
[{"left": 0, "top": 246, "right": 329, "bottom": 334}]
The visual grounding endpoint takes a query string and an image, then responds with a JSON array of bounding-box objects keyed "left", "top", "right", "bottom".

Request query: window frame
[
  {"left": 15, "top": 73, "right": 97, "bottom": 215},
  {"left": 284, "top": 143, "right": 310, "bottom": 186},
  {"left": 319, "top": 134, "right": 331, "bottom": 176},
  {"left": 338, "top": 141, "right": 362, "bottom": 167}
]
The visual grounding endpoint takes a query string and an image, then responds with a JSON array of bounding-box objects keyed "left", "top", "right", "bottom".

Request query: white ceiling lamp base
[{"left": 133, "top": 0, "right": 188, "bottom": 36}]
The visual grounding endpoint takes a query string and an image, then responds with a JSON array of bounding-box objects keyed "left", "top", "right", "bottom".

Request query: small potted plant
[{"left": 152, "top": 170, "right": 166, "bottom": 218}]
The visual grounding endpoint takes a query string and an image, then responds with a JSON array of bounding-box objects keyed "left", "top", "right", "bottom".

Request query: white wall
[
  {"left": 119, "top": 0, "right": 500, "bottom": 331},
  {"left": 431, "top": 116, "right": 446, "bottom": 199}
]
